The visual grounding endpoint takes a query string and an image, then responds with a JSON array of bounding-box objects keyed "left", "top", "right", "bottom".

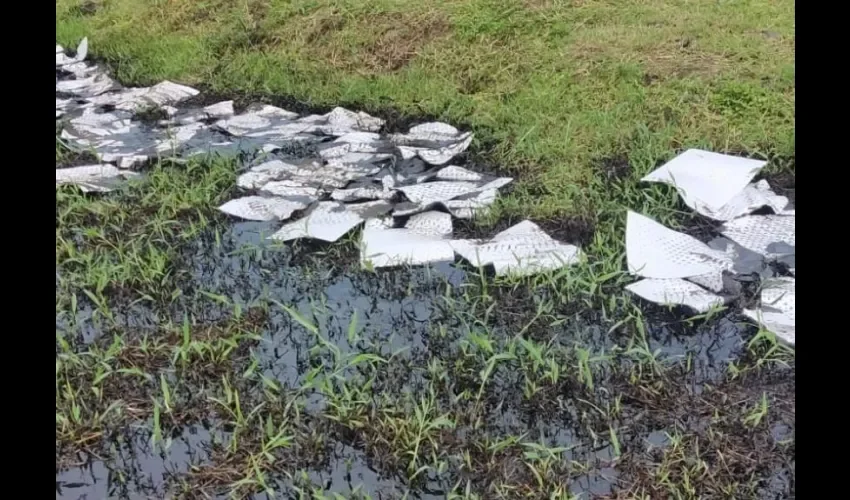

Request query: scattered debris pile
[
  {"left": 55, "top": 38, "right": 585, "bottom": 277},
  {"left": 625, "top": 150, "right": 795, "bottom": 345}
]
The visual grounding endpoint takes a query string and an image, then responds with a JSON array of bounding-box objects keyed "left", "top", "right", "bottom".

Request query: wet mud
[{"left": 57, "top": 220, "right": 794, "bottom": 499}]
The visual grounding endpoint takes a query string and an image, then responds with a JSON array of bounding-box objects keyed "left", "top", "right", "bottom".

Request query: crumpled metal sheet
[
  {"left": 345, "top": 200, "right": 394, "bottom": 219},
  {"left": 743, "top": 277, "right": 795, "bottom": 345},
  {"left": 397, "top": 181, "right": 482, "bottom": 205},
  {"left": 435, "top": 165, "right": 485, "bottom": 182},
  {"left": 56, "top": 164, "right": 140, "bottom": 192},
  {"left": 406, "top": 122, "right": 460, "bottom": 142},
  {"left": 218, "top": 196, "right": 312, "bottom": 222},
  {"left": 398, "top": 134, "right": 473, "bottom": 166},
  {"left": 56, "top": 73, "right": 117, "bottom": 97},
  {"left": 258, "top": 181, "right": 321, "bottom": 200},
  {"left": 322, "top": 107, "right": 385, "bottom": 135},
  {"left": 61, "top": 61, "right": 100, "bottom": 79},
  {"left": 397, "top": 176, "right": 512, "bottom": 206},
  {"left": 625, "top": 278, "right": 726, "bottom": 313},
  {"left": 56, "top": 37, "right": 87, "bottom": 66},
  {"left": 163, "top": 100, "right": 235, "bottom": 126},
  {"left": 203, "top": 101, "right": 235, "bottom": 118},
  {"left": 156, "top": 122, "right": 209, "bottom": 154},
  {"left": 720, "top": 214, "right": 795, "bottom": 259},
  {"left": 641, "top": 149, "right": 767, "bottom": 217},
  {"left": 68, "top": 109, "right": 135, "bottom": 137},
  {"left": 62, "top": 123, "right": 159, "bottom": 169},
  {"left": 268, "top": 201, "right": 365, "bottom": 242},
  {"left": 84, "top": 81, "right": 200, "bottom": 111},
  {"left": 238, "top": 159, "right": 380, "bottom": 190},
  {"left": 444, "top": 189, "right": 498, "bottom": 219},
  {"left": 454, "top": 220, "right": 582, "bottom": 277},
  {"left": 331, "top": 184, "right": 394, "bottom": 202},
  {"left": 214, "top": 105, "right": 302, "bottom": 137},
  {"left": 404, "top": 211, "right": 453, "bottom": 237},
  {"left": 236, "top": 160, "right": 308, "bottom": 190},
  {"left": 318, "top": 132, "right": 384, "bottom": 159},
  {"left": 55, "top": 40, "right": 527, "bottom": 267},
  {"left": 626, "top": 211, "right": 732, "bottom": 279},
  {"left": 391, "top": 122, "right": 474, "bottom": 165},
  {"left": 701, "top": 180, "right": 790, "bottom": 221},
  {"left": 237, "top": 170, "right": 280, "bottom": 190}
]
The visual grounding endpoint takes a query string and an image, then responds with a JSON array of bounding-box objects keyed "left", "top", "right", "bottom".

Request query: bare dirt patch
[{"left": 308, "top": 10, "right": 452, "bottom": 73}]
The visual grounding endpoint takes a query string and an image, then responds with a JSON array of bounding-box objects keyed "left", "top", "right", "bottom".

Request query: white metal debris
[
  {"left": 404, "top": 211, "right": 453, "bottom": 237},
  {"left": 743, "top": 277, "right": 795, "bottom": 345},
  {"left": 258, "top": 181, "right": 321, "bottom": 200},
  {"left": 641, "top": 149, "right": 767, "bottom": 218},
  {"left": 397, "top": 181, "right": 482, "bottom": 205},
  {"left": 218, "top": 196, "right": 312, "bottom": 222},
  {"left": 55, "top": 39, "right": 585, "bottom": 278},
  {"left": 269, "top": 201, "right": 365, "bottom": 242},
  {"left": 360, "top": 227, "right": 465, "bottom": 268},
  {"left": 56, "top": 164, "right": 140, "bottom": 193},
  {"left": 330, "top": 185, "right": 394, "bottom": 202},
  {"left": 720, "top": 214, "right": 795, "bottom": 259},
  {"left": 701, "top": 180, "right": 790, "bottom": 221},
  {"left": 626, "top": 148, "right": 796, "bottom": 332},
  {"left": 444, "top": 189, "right": 498, "bottom": 219},
  {"left": 454, "top": 221, "right": 583, "bottom": 277},
  {"left": 626, "top": 211, "right": 732, "bottom": 279},
  {"left": 435, "top": 165, "right": 485, "bottom": 182},
  {"left": 625, "top": 279, "right": 726, "bottom": 313}
]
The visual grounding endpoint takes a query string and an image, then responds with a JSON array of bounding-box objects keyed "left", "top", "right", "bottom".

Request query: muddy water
[{"left": 56, "top": 221, "right": 791, "bottom": 499}]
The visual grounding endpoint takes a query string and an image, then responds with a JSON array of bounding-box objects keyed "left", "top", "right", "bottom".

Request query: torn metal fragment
[
  {"left": 743, "top": 277, "right": 795, "bottom": 345},
  {"left": 56, "top": 73, "right": 116, "bottom": 97},
  {"left": 203, "top": 101, "right": 235, "bottom": 118},
  {"left": 364, "top": 217, "right": 394, "bottom": 229},
  {"left": 322, "top": 107, "right": 384, "bottom": 134},
  {"left": 214, "top": 106, "right": 302, "bottom": 138},
  {"left": 641, "top": 149, "right": 767, "bottom": 214},
  {"left": 318, "top": 133, "right": 385, "bottom": 159},
  {"left": 56, "top": 164, "right": 140, "bottom": 192},
  {"left": 345, "top": 200, "right": 394, "bottom": 219},
  {"left": 407, "top": 122, "right": 460, "bottom": 140},
  {"left": 360, "top": 227, "right": 466, "bottom": 268},
  {"left": 444, "top": 189, "right": 498, "bottom": 219},
  {"left": 435, "top": 165, "right": 485, "bottom": 182},
  {"left": 720, "top": 214, "right": 795, "bottom": 259},
  {"left": 454, "top": 220, "right": 582, "bottom": 277},
  {"left": 258, "top": 181, "right": 321, "bottom": 200},
  {"left": 218, "top": 196, "right": 311, "bottom": 222},
  {"left": 404, "top": 211, "right": 453, "bottom": 238},
  {"left": 626, "top": 278, "right": 726, "bottom": 313},
  {"left": 626, "top": 211, "right": 732, "bottom": 279},
  {"left": 700, "top": 179, "right": 790, "bottom": 221},
  {"left": 75, "top": 37, "right": 89, "bottom": 62},
  {"left": 156, "top": 122, "right": 208, "bottom": 154},
  {"left": 331, "top": 185, "right": 394, "bottom": 202},
  {"left": 404, "top": 133, "right": 474, "bottom": 166},
  {"left": 397, "top": 181, "right": 481, "bottom": 205},
  {"left": 69, "top": 109, "right": 135, "bottom": 137},
  {"left": 269, "top": 201, "right": 365, "bottom": 242}
]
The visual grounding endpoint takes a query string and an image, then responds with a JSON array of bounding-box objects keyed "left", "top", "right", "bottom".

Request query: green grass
[
  {"left": 56, "top": 1, "right": 795, "bottom": 497},
  {"left": 56, "top": 0, "right": 794, "bottom": 220}
]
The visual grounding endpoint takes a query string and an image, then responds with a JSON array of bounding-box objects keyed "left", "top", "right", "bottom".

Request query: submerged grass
[{"left": 56, "top": 0, "right": 794, "bottom": 497}]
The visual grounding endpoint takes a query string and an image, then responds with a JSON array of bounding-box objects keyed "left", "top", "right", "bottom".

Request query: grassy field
[
  {"left": 56, "top": 0, "right": 794, "bottom": 220},
  {"left": 56, "top": 0, "right": 795, "bottom": 498}
]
